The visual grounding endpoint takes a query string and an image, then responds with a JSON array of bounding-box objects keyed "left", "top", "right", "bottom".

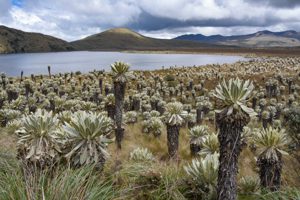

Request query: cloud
[
  {"left": 245, "top": 0, "right": 300, "bottom": 8},
  {"left": 141, "top": 24, "right": 300, "bottom": 39},
  {"left": 25, "top": 0, "right": 142, "bottom": 40},
  {"left": 0, "top": 0, "right": 300, "bottom": 41},
  {"left": 21, "top": 0, "right": 141, "bottom": 27},
  {"left": 0, "top": 0, "right": 11, "bottom": 16},
  {"left": 128, "top": 10, "right": 280, "bottom": 31}
]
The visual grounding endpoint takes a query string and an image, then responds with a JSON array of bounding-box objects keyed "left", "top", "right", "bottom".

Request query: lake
[{"left": 0, "top": 51, "right": 246, "bottom": 77}]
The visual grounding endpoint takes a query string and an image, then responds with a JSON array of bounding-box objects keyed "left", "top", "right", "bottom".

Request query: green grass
[
  {"left": 0, "top": 152, "right": 118, "bottom": 200},
  {"left": 1, "top": 119, "right": 300, "bottom": 200}
]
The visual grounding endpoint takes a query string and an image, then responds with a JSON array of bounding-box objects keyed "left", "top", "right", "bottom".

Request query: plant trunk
[
  {"left": 114, "top": 81, "right": 126, "bottom": 149},
  {"left": 188, "top": 121, "right": 196, "bottom": 129},
  {"left": 157, "top": 104, "right": 165, "bottom": 115},
  {"left": 7, "top": 90, "right": 18, "bottom": 102},
  {"left": 115, "top": 128, "right": 125, "bottom": 149},
  {"left": 124, "top": 101, "right": 130, "bottom": 112},
  {"left": 49, "top": 99, "right": 55, "bottom": 112},
  {"left": 48, "top": 66, "right": 51, "bottom": 78},
  {"left": 196, "top": 108, "right": 202, "bottom": 124},
  {"left": 105, "top": 86, "right": 110, "bottom": 96},
  {"left": 190, "top": 140, "right": 201, "bottom": 156},
  {"left": 216, "top": 113, "right": 249, "bottom": 200},
  {"left": 262, "top": 119, "right": 268, "bottom": 129},
  {"left": 99, "top": 78, "right": 103, "bottom": 94},
  {"left": 106, "top": 104, "right": 115, "bottom": 120},
  {"left": 20, "top": 71, "right": 23, "bottom": 83},
  {"left": 166, "top": 124, "right": 180, "bottom": 159},
  {"left": 257, "top": 154, "right": 282, "bottom": 191},
  {"left": 0, "top": 99, "right": 4, "bottom": 109},
  {"left": 252, "top": 97, "right": 257, "bottom": 109},
  {"left": 132, "top": 99, "right": 140, "bottom": 112}
]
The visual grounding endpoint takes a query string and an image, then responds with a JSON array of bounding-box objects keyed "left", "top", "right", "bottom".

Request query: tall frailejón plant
[
  {"left": 164, "top": 102, "right": 187, "bottom": 159},
  {"left": 253, "top": 127, "right": 289, "bottom": 191},
  {"left": 213, "top": 78, "right": 256, "bottom": 200},
  {"left": 48, "top": 65, "right": 51, "bottom": 78},
  {"left": 111, "top": 62, "right": 131, "bottom": 149}
]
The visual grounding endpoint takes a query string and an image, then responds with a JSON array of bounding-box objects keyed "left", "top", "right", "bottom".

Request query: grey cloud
[
  {"left": 127, "top": 10, "right": 281, "bottom": 31},
  {"left": 0, "top": 0, "right": 11, "bottom": 16},
  {"left": 1, "top": 0, "right": 300, "bottom": 41},
  {"left": 245, "top": 0, "right": 300, "bottom": 8}
]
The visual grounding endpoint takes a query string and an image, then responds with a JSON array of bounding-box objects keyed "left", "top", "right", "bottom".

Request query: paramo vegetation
[{"left": 0, "top": 57, "right": 299, "bottom": 200}]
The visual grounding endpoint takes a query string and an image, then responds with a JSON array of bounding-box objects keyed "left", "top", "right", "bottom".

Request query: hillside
[
  {"left": 70, "top": 28, "right": 224, "bottom": 51},
  {"left": 0, "top": 26, "right": 75, "bottom": 53},
  {"left": 174, "top": 30, "right": 300, "bottom": 48},
  {"left": 1, "top": 26, "right": 300, "bottom": 55}
]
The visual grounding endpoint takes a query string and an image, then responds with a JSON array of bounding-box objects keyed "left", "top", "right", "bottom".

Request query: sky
[{"left": 0, "top": 0, "right": 300, "bottom": 41}]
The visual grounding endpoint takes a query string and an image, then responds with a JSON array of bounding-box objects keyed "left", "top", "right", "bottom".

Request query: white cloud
[
  {"left": 23, "top": 0, "right": 141, "bottom": 27},
  {"left": 0, "top": 0, "right": 299, "bottom": 41},
  {"left": 10, "top": 7, "right": 43, "bottom": 26}
]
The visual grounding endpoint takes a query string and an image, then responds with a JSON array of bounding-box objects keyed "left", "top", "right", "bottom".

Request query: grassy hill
[
  {"left": 70, "top": 28, "right": 225, "bottom": 51},
  {"left": 0, "top": 26, "right": 75, "bottom": 53}
]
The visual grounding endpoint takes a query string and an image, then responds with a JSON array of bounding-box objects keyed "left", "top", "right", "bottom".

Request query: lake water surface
[{"left": 0, "top": 51, "right": 246, "bottom": 76}]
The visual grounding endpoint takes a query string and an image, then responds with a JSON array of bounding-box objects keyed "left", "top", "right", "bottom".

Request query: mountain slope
[
  {"left": 174, "top": 30, "right": 300, "bottom": 47},
  {"left": 220, "top": 33, "right": 300, "bottom": 47},
  {"left": 0, "top": 26, "right": 75, "bottom": 53},
  {"left": 0, "top": 26, "right": 300, "bottom": 55},
  {"left": 70, "top": 28, "right": 223, "bottom": 51}
]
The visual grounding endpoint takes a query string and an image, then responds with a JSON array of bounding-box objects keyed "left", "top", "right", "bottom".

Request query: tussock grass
[
  {"left": 0, "top": 153, "right": 118, "bottom": 200},
  {"left": 0, "top": 119, "right": 300, "bottom": 200},
  {"left": 109, "top": 122, "right": 193, "bottom": 162}
]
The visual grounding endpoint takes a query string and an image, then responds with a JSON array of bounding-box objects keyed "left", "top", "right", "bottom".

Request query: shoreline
[
  {"left": 1, "top": 47, "right": 300, "bottom": 57},
  {"left": 0, "top": 50, "right": 253, "bottom": 58},
  {"left": 121, "top": 50, "right": 254, "bottom": 57},
  {"left": 120, "top": 48, "right": 300, "bottom": 57}
]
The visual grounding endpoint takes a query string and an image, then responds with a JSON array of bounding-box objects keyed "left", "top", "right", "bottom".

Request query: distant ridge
[
  {"left": 174, "top": 30, "right": 300, "bottom": 47},
  {"left": 0, "top": 25, "right": 75, "bottom": 53},
  {"left": 0, "top": 25, "right": 300, "bottom": 55}
]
